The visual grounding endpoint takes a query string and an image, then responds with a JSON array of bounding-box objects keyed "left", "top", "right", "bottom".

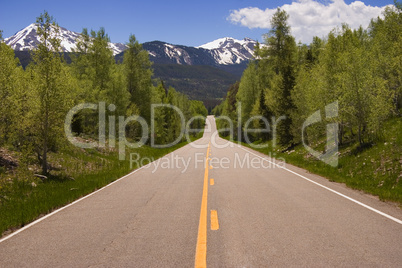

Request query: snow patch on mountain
[
  {"left": 198, "top": 37, "right": 257, "bottom": 65},
  {"left": 198, "top": 37, "right": 247, "bottom": 50},
  {"left": 162, "top": 43, "right": 193, "bottom": 64}
]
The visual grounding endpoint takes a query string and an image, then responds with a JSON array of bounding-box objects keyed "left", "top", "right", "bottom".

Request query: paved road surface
[{"left": 1, "top": 116, "right": 401, "bottom": 267}]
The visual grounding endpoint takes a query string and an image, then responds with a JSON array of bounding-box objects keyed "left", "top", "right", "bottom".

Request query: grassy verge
[
  {"left": 227, "top": 118, "right": 402, "bottom": 205},
  {"left": 0, "top": 134, "right": 202, "bottom": 237}
]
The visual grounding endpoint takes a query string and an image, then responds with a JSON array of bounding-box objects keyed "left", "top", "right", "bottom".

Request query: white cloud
[{"left": 228, "top": 0, "right": 392, "bottom": 43}]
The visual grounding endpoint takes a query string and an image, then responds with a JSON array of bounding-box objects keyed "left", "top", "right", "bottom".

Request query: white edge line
[
  {"left": 0, "top": 165, "right": 148, "bottom": 244},
  {"left": 0, "top": 143, "right": 196, "bottom": 244},
  {"left": 238, "top": 144, "right": 402, "bottom": 225}
]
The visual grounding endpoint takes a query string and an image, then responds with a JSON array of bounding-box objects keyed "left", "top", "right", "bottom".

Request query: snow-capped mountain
[
  {"left": 197, "top": 37, "right": 257, "bottom": 65},
  {"left": 4, "top": 23, "right": 127, "bottom": 55},
  {"left": 141, "top": 37, "right": 257, "bottom": 66},
  {"left": 4, "top": 24, "right": 257, "bottom": 66}
]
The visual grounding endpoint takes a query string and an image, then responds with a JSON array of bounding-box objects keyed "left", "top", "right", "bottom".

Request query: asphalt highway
[{"left": 0, "top": 115, "right": 401, "bottom": 267}]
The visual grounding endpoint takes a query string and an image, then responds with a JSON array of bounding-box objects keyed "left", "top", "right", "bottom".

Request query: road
[{"left": 0, "top": 115, "right": 401, "bottom": 267}]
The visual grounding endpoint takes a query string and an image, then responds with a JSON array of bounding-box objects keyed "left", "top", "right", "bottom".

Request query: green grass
[
  {"left": 228, "top": 118, "right": 402, "bottom": 205},
  {"left": 0, "top": 133, "right": 202, "bottom": 237}
]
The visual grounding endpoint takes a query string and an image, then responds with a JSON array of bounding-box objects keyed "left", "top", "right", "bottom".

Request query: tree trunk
[
  {"left": 42, "top": 107, "right": 49, "bottom": 175},
  {"left": 338, "top": 122, "right": 343, "bottom": 146}
]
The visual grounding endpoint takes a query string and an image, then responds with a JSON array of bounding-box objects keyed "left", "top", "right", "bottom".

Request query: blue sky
[{"left": 0, "top": 0, "right": 395, "bottom": 46}]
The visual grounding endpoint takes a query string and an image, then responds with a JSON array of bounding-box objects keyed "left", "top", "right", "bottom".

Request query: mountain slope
[
  {"left": 142, "top": 41, "right": 216, "bottom": 66},
  {"left": 152, "top": 63, "right": 238, "bottom": 107}
]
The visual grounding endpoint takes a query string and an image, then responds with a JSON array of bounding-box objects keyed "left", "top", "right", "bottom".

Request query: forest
[
  {"left": 0, "top": 12, "right": 208, "bottom": 176},
  {"left": 214, "top": 5, "right": 401, "bottom": 149}
]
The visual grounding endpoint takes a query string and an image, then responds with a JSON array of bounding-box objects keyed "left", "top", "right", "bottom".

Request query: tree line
[
  {"left": 0, "top": 11, "right": 207, "bottom": 175},
  {"left": 214, "top": 4, "right": 401, "bottom": 150}
]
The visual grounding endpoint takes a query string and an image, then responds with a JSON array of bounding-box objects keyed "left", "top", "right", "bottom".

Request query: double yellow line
[{"left": 194, "top": 143, "right": 210, "bottom": 268}]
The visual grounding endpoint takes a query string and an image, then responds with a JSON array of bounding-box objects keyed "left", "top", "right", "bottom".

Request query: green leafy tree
[
  {"left": 165, "top": 88, "right": 184, "bottom": 143},
  {"left": 336, "top": 26, "right": 393, "bottom": 144},
  {"left": 89, "top": 28, "right": 114, "bottom": 94},
  {"left": 369, "top": 5, "right": 402, "bottom": 114},
  {"left": 31, "top": 11, "right": 74, "bottom": 175},
  {"left": 0, "top": 33, "right": 34, "bottom": 153},
  {"left": 236, "top": 62, "right": 259, "bottom": 125},
  {"left": 151, "top": 82, "right": 168, "bottom": 145},
  {"left": 189, "top": 100, "right": 208, "bottom": 131},
  {"left": 99, "top": 63, "right": 130, "bottom": 116},
  {"left": 71, "top": 27, "right": 128, "bottom": 138},
  {"left": 71, "top": 28, "right": 93, "bottom": 101},
  {"left": 0, "top": 35, "right": 19, "bottom": 144}
]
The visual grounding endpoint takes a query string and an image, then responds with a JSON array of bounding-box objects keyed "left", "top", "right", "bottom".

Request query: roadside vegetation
[
  {"left": 214, "top": 4, "right": 401, "bottom": 204},
  {"left": 239, "top": 117, "right": 402, "bottom": 204}
]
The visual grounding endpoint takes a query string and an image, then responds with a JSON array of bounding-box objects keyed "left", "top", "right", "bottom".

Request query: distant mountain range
[
  {"left": 4, "top": 24, "right": 258, "bottom": 109},
  {"left": 4, "top": 24, "right": 257, "bottom": 67}
]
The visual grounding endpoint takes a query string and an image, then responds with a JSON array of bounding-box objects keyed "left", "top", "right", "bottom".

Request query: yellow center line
[
  {"left": 210, "top": 179, "right": 214, "bottom": 186},
  {"left": 195, "top": 143, "right": 210, "bottom": 268},
  {"left": 210, "top": 210, "right": 219, "bottom": 230}
]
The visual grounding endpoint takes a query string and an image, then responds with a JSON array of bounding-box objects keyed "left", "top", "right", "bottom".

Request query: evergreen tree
[
  {"left": 123, "top": 34, "right": 153, "bottom": 123},
  {"left": 248, "top": 86, "right": 272, "bottom": 141},
  {"left": 264, "top": 8, "right": 297, "bottom": 146},
  {"left": 217, "top": 82, "right": 240, "bottom": 138}
]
